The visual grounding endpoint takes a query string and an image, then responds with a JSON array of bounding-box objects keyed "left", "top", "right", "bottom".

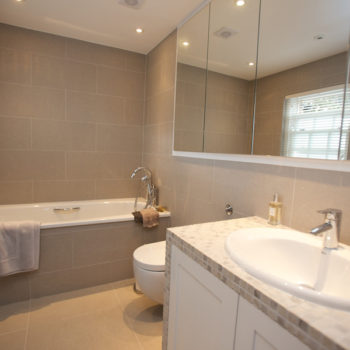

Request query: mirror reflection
[{"left": 174, "top": 0, "right": 350, "bottom": 160}]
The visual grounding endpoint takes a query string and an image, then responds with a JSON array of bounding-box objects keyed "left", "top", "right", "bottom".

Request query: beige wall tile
[
  {"left": 0, "top": 23, "right": 65, "bottom": 57},
  {"left": 72, "top": 223, "right": 143, "bottom": 267},
  {"left": 0, "top": 83, "right": 65, "bottom": 119},
  {"left": 145, "top": 88, "right": 175, "bottom": 125},
  {"left": 97, "top": 66, "right": 145, "bottom": 99},
  {"left": 38, "top": 233, "right": 73, "bottom": 273},
  {"left": 0, "top": 150, "right": 65, "bottom": 181},
  {"left": 0, "top": 117, "right": 31, "bottom": 149},
  {"left": 32, "top": 119, "right": 96, "bottom": 151},
  {"left": 33, "top": 180, "right": 95, "bottom": 203},
  {"left": 66, "top": 38, "right": 126, "bottom": 69},
  {"left": 67, "top": 90, "right": 124, "bottom": 124},
  {"left": 124, "top": 98, "right": 144, "bottom": 125},
  {"left": 126, "top": 51, "right": 146, "bottom": 73},
  {"left": 66, "top": 152, "right": 141, "bottom": 180},
  {"left": 32, "top": 55, "right": 96, "bottom": 92},
  {"left": 96, "top": 124, "right": 143, "bottom": 153},
  {"left": 0, "top": 48, "right": 31, "bottom": 84},
  {"left": 0, "top": 181, "right": 33, "bottom": 204},
  {"left": 95, "top": 179, "right": 138, "bottom": 199},
  {"left": 0, "top": 274, "right": 30, "bottom": 305}
]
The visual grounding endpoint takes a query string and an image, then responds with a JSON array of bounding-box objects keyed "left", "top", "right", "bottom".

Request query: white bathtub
[{"left": 0, "top": 198, "right": 170, "bottom": 229}]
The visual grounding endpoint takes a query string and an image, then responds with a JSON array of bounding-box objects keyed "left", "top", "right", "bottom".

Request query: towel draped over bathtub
[{"left": 0, "top": 221, "right": 40, "bottom": 277}]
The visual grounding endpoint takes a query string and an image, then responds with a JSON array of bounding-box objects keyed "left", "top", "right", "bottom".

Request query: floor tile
[
  {"left": 0, "top": 300, "right": 29, "bottom": 334},
  {"left": 0, "top": 330, "right": 26, "bottom": 350}
]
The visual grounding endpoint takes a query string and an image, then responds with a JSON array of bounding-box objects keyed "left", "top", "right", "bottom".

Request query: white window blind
[{"left": 281, "top": 86, "right": 349, "bottom": 160}]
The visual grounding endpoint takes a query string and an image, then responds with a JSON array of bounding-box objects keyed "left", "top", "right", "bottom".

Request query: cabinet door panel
[
  {"left": 168, "top": 246, "right": 238, "bottom": 350},
  {"left": 235, "top": 298, "right": 309, "bottom": 350}
]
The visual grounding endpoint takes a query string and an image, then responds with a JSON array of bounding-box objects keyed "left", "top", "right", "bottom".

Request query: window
[{"left": 281, "top": 85, "right": 349, "bottom": 160}]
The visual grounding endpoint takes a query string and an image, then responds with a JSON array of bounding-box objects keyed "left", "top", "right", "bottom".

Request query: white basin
[{"left": 225, "top": 227, "right": 350, "bottom": 310}]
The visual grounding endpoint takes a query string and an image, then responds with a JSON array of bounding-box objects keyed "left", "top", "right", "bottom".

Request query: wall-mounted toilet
[{"left": 133, "top": 240, "right": 166, "bottom": 304}]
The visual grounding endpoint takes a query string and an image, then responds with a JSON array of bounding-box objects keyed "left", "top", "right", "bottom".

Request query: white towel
[{"left": 0, "top": 221, "right": 40, "bottom": 277}]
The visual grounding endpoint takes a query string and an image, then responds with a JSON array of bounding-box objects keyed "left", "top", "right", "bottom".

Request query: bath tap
[
  {"left": 310, "top": 208, "right": 342, "bottom": 250},
  {"left": 131, "top": 167, "right": 157, "bottom": 210}
]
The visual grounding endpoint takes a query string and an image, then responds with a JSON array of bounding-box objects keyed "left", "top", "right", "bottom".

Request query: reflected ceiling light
[
  {"left": 182, "top": 41, "right": 190, "bottom": 47},
  {"left": 248, "top": 62, "right": 255, "bottom": 66},
  {"left": 136, "top": 28, "right": 143, "bottom": 33},
  {"left": 236, "top": 0, "right": 246, "bottom": 6},
  {"left": 15, "top": 0, "right": 25, "bottom": 2}
]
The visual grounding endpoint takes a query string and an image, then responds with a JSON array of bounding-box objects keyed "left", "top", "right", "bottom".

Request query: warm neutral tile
[
  {"left": 124, "top": 99, "right": 144, "bottom": 125},
  {"left": 66, "top": 152, "right": 141, "bottom": 180},
  {"left": 0, "top": 117, "right": 31, "bottom": 149},
  {"left": 96, "top": 124, "right": 143, "bottom": 153},
  {"left": 0, "top": 23, "right": 66, "bottom": 57},
  {"left": 66, "top": 38, "right": 126, "bottom": 69},
  {"left": 97, "top": 66, "right": 145, "bottom": 99},
  {"left": 95, "top": 178, "right": 138, "bottom": 199},
  {"left": 0, "top": 181, "right": 33, "bottom": 204},
  {"left": 32, "top": 119, "right": 96, "bottom": 151},
  {"left": 145, "top": 88, "right": 175, "bottom": 125},
  {"left": 33, "top": 180, "right": 95, "bottom": 202},
  {"left": 115, "top": 284, "right": 163, "bottom": 350},
  {"left": 0, "top": 301, "right": 29, "bottom": 335},
  {"left": 0, "top": 274, "right": 30, "bottom": 306},
  {"left": 67, "top": 91, "right": 124, "bottom": 124},
  {"left": 0, "top": 83, "right": 65, "bottom": 119},
  {"left": 32, "top": 55, "right": 96, "bottom": 92},
  {"left": 38, "top": 233, "right": 73, "bottom": 273},
  {"left": 0, "top": 150, "right": 65, "bottom": 181},
  {"left": 72, "top": 223, "right": 143, "bottom": 267},
  {"left": 0, "top": 330, "right": 26, "bottom": 350},
  {"left": 125, "top": 51, "right": 146, "bottom": 73},
  {"left": 0, "top": 47, "right": 31, "bottom": 84}
]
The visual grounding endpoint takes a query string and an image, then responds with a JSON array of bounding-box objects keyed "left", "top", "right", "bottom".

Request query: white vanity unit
[{"left": 162, "top": 217, "right": 350, "bottom": 350}]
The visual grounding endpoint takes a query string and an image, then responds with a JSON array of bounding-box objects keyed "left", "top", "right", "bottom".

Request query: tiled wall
[
  {"left": 254, "top": 52, "right": 348, "bottom": 155},
  {"left": 143, "top": 32, "right": 350, "bottom": 245},
  {"left": 0, "top": 219, "right": 170, "bottom": 305},
  {"left": 0, "top": 23, "right": 145, "bottom": 204},
  {"left": 174, "top": 63, "right": 251, "bottom": 154}
]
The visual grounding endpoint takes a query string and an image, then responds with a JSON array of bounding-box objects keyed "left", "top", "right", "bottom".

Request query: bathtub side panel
[{"left": 0, "top": 217, "right": 170, "bottom": 304}]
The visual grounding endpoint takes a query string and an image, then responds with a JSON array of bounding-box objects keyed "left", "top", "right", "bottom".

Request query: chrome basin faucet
[
  {"left": 310, "top": 209, "right": 342, "bottom": 250},
  {"left": 131, "top": 167, "right": 157, "bottom": 209}
]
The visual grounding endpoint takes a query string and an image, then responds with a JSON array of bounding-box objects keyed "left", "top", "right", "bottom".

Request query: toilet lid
[{"left": 133, "top": 241, "right": 166, "bottom": 272}]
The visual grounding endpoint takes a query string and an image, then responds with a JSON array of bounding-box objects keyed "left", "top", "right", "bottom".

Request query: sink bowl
[{"left": 225, "top": 227, "right": 350, "bottom": 310}]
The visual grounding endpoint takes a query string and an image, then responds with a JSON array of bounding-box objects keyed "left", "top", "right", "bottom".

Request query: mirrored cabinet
[{"left": 174, "top": 0, "right": 350, "bottom": 164}]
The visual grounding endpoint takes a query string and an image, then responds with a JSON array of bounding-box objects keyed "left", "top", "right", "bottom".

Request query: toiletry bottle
[{"left": 268, "top": 193, "right": 282, "bottom": 225}]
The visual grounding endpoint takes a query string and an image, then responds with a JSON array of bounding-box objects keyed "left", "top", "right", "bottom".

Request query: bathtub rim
[{"left": 0, "top": 197, "right": 170, "bottom": 229}]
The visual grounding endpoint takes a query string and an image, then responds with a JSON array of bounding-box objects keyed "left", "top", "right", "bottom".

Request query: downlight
[{"left": 118, "top": 0, "right": 145, "bottom": 9}]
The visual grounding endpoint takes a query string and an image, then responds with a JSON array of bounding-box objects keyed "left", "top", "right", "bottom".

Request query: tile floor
[{"left": 0, "top": 279, "right": 163, "bottom": 350}]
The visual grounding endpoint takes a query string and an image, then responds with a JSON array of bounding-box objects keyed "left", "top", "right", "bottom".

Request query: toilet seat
[{"left": 133, "top": 241, "right": 165, "bottom": 272}]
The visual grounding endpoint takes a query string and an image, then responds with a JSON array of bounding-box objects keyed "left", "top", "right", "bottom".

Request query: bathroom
[{"left": 0, "top": 0, "right": 350, "bottom": 349}]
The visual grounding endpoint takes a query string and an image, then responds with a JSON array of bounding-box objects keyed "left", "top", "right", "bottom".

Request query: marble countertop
[{"left": 166, "top": 217, "right": 350, "bottom": 350}]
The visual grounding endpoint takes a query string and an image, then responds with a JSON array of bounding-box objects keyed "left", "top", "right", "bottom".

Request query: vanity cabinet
[
  {"left": 167, "top": 246, "right": 239, "bottom": 350},
  {"left": 235, "top": 298, "right": 309, "bottom": 350},
  {"left": 167, "top": 246, "right": 309, "bottom": 350}
]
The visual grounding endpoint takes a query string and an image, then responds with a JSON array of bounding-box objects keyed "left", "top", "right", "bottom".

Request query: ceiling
[
  {"left": 0, "top": 0, "right": 204, "bottom": 54},
  {"left": 178, "top": 0, "right": 350, "bottom": 80}
]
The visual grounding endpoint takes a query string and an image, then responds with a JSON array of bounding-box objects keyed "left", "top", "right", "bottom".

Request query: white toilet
[{"left": 133, "top": 240, "right": 166, "bottom": 304}]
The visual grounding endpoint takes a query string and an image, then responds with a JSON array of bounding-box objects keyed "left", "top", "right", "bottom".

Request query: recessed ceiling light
[
  {"left": 236, "top": 0, "right": 246, "bottom": 7},
  {"left": 136, "top": 28, "right": 143, "bottom": 33},
  {"left": 15, "top": 0, "right": 25, "bottom": 2},
  {"left": 248, "top": 62, "right": 255, "bottom": 66},
  {"left": 313, "top": 34, "right": 325, "bottom": 40},
  {"left": 182, "top": 41, "right": 190, "bottom": 47}
]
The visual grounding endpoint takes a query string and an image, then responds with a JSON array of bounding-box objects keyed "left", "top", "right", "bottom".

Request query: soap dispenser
[{"left": 268, "top": 193, "right": 282, "bottom": 225}]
